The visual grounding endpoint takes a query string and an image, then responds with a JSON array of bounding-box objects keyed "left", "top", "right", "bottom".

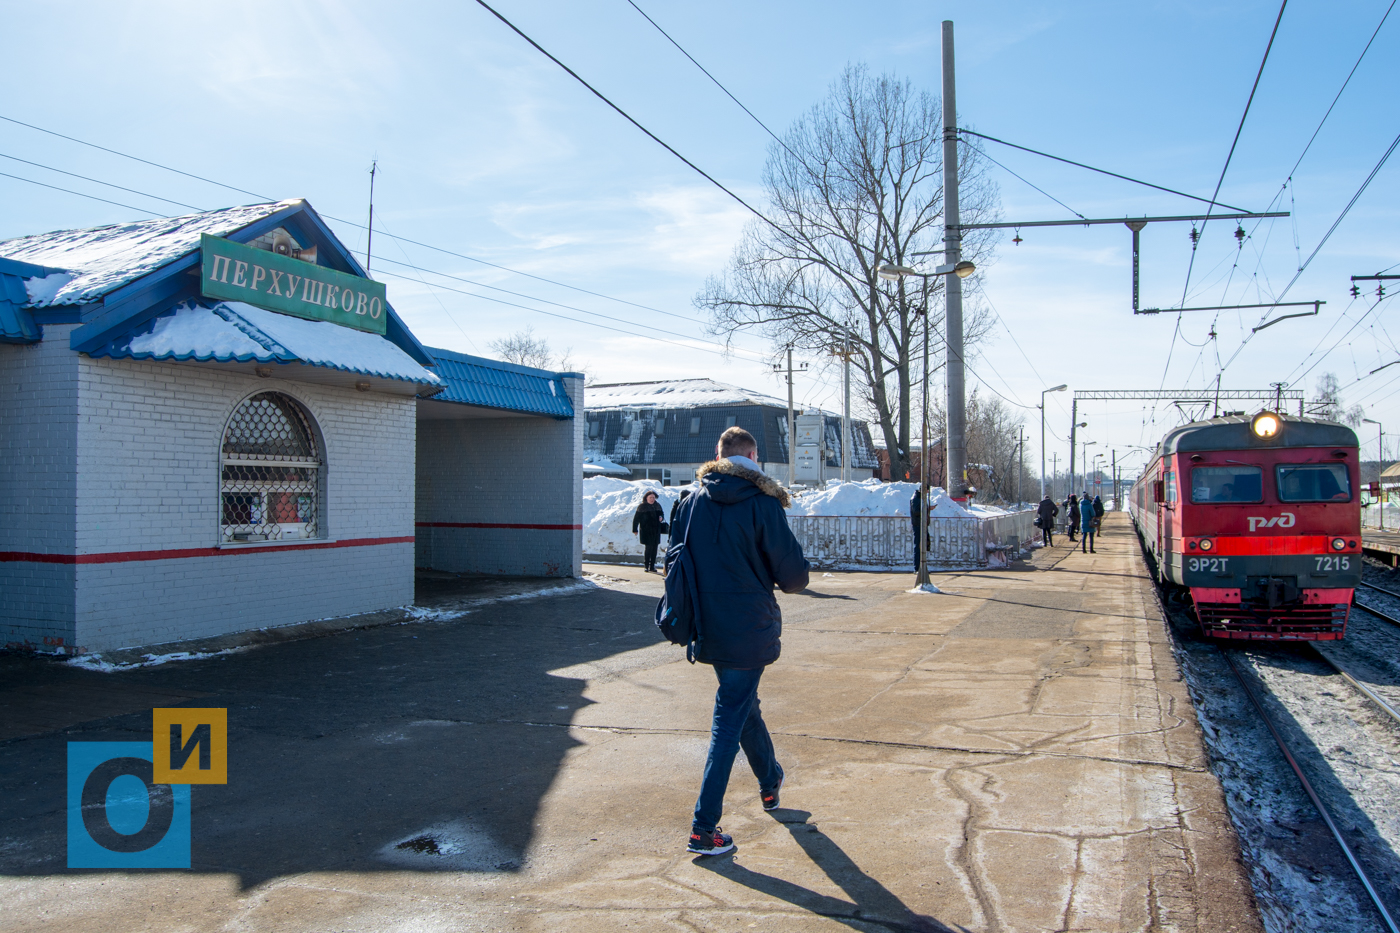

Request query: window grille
[{"left": 221, "top": 392, "right": 322, "bottom": 543}]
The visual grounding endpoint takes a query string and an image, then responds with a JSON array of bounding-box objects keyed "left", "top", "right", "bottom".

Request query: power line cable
[
  {"left": 961, "top": 141, "right": 1084, "bottom": 219},
  {"left": 0, "top": 111, "right": 730, "bottom": 329},
  {"left": 0, "top": 170, "right": 162, "bottom": 217},
  {"left": 471, "top": 0, "right": 775, "bottom": 228},
  {"left": 958, "top": 129, "right": 1253, "bottom": 212},
  {"left": 1177, "top": 0, "right": 1288, "bottom": 308},
  {"left": 0, "top": 151, "right": 203, "bottom": 212},
  {"left": 622, "top": 0, "right": 797, "bottom": 159}
]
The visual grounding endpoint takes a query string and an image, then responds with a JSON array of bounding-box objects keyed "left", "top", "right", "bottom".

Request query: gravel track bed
[{"left": 1161, "top": 570, "right": 1400, "bottom": 932}]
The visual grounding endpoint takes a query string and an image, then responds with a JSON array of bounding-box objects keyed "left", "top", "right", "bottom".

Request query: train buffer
[{"left": 1362, "top": 529, "right": 1400, "bottom": 568}]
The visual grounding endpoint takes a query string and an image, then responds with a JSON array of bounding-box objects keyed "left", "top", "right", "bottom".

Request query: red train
[{"left": 1129, "top": 411, "right": 1362, "bottom": 640}]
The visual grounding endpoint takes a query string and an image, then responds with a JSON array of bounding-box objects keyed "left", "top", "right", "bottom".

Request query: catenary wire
[
  {"left": 0, "top": 151, "right": 204, "bottom": 212},
  {"left": 961, "top": 140, "right": 1084, "bottom": 219},
  {"left": 471, "top": 0, "right": 776, "bottom": 229},
  {"left": 622, "top": 0, "right": 798, "bottom": 160},
  {"left": 958, "top": 129, "right": 1253, "bottom": 213}
]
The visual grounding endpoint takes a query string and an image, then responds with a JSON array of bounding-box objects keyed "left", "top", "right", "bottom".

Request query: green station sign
[{"left": 199, "top": 234, "right": 387, "bottom": 335}]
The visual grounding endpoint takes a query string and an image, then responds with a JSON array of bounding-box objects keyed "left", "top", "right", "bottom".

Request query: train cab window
[
  {"left": 1190, "top": 466, "right": 1262, "bottom": 503},
  {"left": 1164, "top": 472, "right": 1177, "bottom": 504},
  {"left": 1276, "top": 463, "right": 1352, "bottom": 502}
]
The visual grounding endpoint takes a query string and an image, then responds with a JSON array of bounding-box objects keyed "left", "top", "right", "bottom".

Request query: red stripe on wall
[
  {"left": 1188, "top": 535, "right": 1356, "bottom": 556},
  {"left": 415, "top": 522, "right": 583, "bottom": 530},
  {"left": 0, "top": 535, "right": 415, "bottom": 565}
]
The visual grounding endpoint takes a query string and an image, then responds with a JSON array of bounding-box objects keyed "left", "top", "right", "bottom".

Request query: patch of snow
[
  {"left": 588, "top": 378, "right": 816, "bottom": 412},
  {"left": 124, "top": 301, "right": 440, "bottom": 385},
  {"left": 907, "top": 583, "right": 944, "bottom": 594},
  {"left": 65, "top": 647, "right": 248, "bottom": 672},
  {"left": 0, "top": 201, "right": 299, "bottom": 306},
  {"left": 788, "top": 480, "right": 981, "bottom": 519},
  {"left": 584, "top": 479, "right": 696, "bottom": 557},
  {"left": 23, "top": 272, "right": 72, "bottom": 304},
  {"left": 129, "top": 303, "right": 269, "bottom": 360}
]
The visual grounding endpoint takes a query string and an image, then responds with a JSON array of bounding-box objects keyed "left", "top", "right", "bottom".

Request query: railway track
[{"left": 1150, "top": 577, "right": 1400, "bottom": 931}]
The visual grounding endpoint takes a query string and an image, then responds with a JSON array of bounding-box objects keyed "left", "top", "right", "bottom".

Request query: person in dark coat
[
  {"left": 1066, "top": 494, "right": 1080, "bottom": 541},
  {"left": 1079, "top": 494, "right": 1098, "bottom": 554},
  {"left": 1092, "top": 495, "right": 1105, "bottom": 534},
  {"left": 1036, "top": 495, "right": 1059, "bottom": 547},
  {"left": 632, "top": 490, "right": 665, "bottom": 572},
  {"left": 909, "top": 487, "right": 924, "bottom": 569},
  {"left": 669, "top": 426, "right": 809, "bottom": 856}
]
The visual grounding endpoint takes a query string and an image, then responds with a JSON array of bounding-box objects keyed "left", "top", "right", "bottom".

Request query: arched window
[{"left": 220, "top": 392, "right": 322, "bottom": 543}]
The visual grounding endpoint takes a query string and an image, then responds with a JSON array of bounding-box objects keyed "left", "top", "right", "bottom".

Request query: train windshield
[
  {"left": 1190, "top": 466, "right": 1262, "bottom": 503},
  {"left": 1276, "top": 463, "right": 1352, "bottom": 502}
]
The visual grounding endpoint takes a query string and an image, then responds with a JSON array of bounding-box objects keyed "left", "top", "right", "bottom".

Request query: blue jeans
[{"left": 693, "top": 665, "right": 783, "bottom": 833}]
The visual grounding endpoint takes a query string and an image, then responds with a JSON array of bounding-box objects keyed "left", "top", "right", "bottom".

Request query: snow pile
[
  {"left": 23, "top": 272, "right": 72, "bottom": 304},
  {"left": 583, "top": 477, "right": 695, "bottom": 557},
  {"left": 788, "top": 478, "right": 994, "bottom": 519},
  {"left": 582, "top": 455, "right": 630, "bottom": 477},
  {"left": 588, "top": 378, "right": 791, "bottom": 410}
]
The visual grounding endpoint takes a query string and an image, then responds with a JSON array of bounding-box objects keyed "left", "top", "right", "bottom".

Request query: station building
[
  {"left": 584, "top": 378, "right": 879, "bottom": 484},
  {"left": 0, "top": 200, "right": 581, "bottom": 654}
]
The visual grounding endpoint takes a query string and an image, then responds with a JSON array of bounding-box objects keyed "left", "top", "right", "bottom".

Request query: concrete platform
[
  {"left": 0, "top": 514, "right": 1260, "bottom": 932},
  {"left": 1363, "top": 528, "right": 1400, "bottom": 567}
]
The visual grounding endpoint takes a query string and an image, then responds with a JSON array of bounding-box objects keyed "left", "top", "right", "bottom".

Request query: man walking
[
  {"left": 669, "top": 426, "right": 810, "bottom": 855},
  {"left": 1036, "top": 494, "right": 1059, "bottom": 547}
]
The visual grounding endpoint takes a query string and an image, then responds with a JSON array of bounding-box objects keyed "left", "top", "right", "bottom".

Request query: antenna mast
[{"left": 366, "top": 160, "right": 378, "bottom": 275}]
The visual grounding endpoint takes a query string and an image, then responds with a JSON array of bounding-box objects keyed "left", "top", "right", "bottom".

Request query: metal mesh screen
[{"left": 221, "top": 392, "right": 321, "bottom": 543}]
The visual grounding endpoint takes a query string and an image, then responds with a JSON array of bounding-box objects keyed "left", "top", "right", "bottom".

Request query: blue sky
[{"left": 3, "top": 0, "right": 1397, "bottom": 477}]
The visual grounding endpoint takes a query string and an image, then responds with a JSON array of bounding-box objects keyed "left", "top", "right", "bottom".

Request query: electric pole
[
  {"left": 774, "top": 348, "right": 806, "bottom": 486},
  {"left": 941, "top": 20, "right": 968, "bottom": 503},
  {"left": 843, "top": 332, "right": 852, "bottom": 483}
]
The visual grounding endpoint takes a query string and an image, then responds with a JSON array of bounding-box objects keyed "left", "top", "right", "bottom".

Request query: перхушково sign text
[{"left": 199, "top": 234, "right": 387, "bottom": 335}]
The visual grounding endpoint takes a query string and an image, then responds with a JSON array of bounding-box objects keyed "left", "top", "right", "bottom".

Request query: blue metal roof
[
  {"left": 0, "top": 256, "right": 61, "bottom": 344},
  {"left": 427, "top": 347, "right": 574, "bottom": 419}
]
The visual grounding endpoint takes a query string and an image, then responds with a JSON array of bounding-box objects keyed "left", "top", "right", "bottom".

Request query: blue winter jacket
[
  {"left": 1079, "top": 497, "right": 1097, "bottom": 531},
  {"left": 672, "top": 458, "right": 810, "bottom": 668}
]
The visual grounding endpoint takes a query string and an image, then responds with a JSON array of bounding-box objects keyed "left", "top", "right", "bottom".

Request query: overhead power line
[
  {"left": 622, "top": 0, "right": 797, "bottom": 159},
  {"left": 0, "top": 111, "right": 745, "bottom": 337},
  {"left": 959, "top": 129, "right": 1252, "bottom": 213},
  {"left": 0, "top": 151, "right": 203, "bottom": 212},
  {"left": 471, "top": 0, "right": 774, "bottom": 228}
]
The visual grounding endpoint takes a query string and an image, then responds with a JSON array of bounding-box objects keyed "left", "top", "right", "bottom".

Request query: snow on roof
[
  {"left": 587, "top": 378, "right": 795, "bottom": 411},
  {"left": 0, "top": 201, "right": 300, "bottom": 307},
  {"left": 104, "top": 300, "right": 440, "bottom": 384}
]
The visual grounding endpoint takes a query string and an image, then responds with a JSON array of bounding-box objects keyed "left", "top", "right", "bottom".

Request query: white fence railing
[{"left": 786, "top": 511, "right": 1036, "bottom": 570}]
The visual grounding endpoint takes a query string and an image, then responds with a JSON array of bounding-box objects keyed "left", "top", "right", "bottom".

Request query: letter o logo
[
  {"left": 80, "top": 757, "right": 175, "bottom": 853},
  {"left": 342, "top": 289, "right": 355, "bottom": 312},
  {"left": 369, "top": 297, "right": 382, "bottom": 319}
]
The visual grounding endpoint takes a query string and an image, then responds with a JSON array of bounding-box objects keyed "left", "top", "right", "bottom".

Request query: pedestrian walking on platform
[
  {"left": 632, "top": 490, "right": 665, "bottom": 572},
  {"left": 670, "top": 426, "right": 810, "bottom": 856},
  {"left": 1079, "top": 495, "right": 1097, "bottom": 553},
  {"left": 909, "top": 487, "right": 925, "bottom": 569},
  {"left": 1036, "top": 495, "right": 1059, "bottom": 547},
  {"left": 1092, "top": 495, "right": 1105, "bottom": 535},
  {"left": 1066, "top": 494, "right": 1080, "bottom": 542}
]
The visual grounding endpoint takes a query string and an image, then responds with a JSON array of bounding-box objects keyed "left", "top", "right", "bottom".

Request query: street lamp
[
  {"left": 1069, "top": 421, "right": 1087, "bottom": 494},
  {"left": 1364, "top": 418, "right": 1384, "bottom": 531},
  {"left": 1081, "top": 440, "right": 1097, "bottom": 494},
  {"left": 876, "top": 259, "right": 977, "bottom": 589},
  {"left": 1039, "top": 385, "right": 1068, "bottom": 499},
  {"left": 1093, "top": 453, "right": 1106, "bottom": 497}
]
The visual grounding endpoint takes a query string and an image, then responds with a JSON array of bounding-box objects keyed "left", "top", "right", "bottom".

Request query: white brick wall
[
  {"left": 0, "top": 329, "right": 79, "bottom": 648},
  {"left": 2, "top": 341, "right": 418, "bottom": 652},
  {"left": 415, "top": 375, "right": 582, "bottom": 577}
]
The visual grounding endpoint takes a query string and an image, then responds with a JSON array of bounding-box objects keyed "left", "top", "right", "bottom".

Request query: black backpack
[{"left": 655, "top": 495, "right": 703, "bottom": 662}]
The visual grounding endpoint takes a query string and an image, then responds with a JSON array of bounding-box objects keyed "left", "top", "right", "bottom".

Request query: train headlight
[
  {"left": 1198, "top": 538, "right": 1213, "bottom": 551},
  {"left": 1251, "top": 411, "right": 1281, "bottom": 438},
  {"left": 1331, "top": 537, "right": 1346, "bottom": 551}
]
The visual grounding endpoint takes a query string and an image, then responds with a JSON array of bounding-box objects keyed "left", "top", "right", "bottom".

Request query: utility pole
[
  {"left": 842, "top": 331, "right": 852, "bottom": 484},
  {"left": 1017, "top": 426, "right": 1024, "bottom": 505},
  {"left": 1112, "top": 448, "right": 1118, "bottom": 510},
  {"left": 1068, "top": 397, "right": 1078, "bottom": 499},
  {"left": 1051, "top": 453, "right": 1058, "bottom": 500},
  {"left": 941, "top": 20, "right": 968, "bottom": 504},
  {"left": 774, "top": 348, "right": 806, "bottom": 486}
]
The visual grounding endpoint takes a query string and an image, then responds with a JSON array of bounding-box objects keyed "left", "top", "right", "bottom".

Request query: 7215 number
[{"left": 1315, "top": 556, "right": 1352, "bottom": 572}]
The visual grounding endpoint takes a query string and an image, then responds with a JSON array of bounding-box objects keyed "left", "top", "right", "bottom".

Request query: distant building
[
  {"left": 584, "top": 378, "right": 879, "bottom": 484},
  {"left": 874, "top": 439, "right": 946, "bottom": 484}
]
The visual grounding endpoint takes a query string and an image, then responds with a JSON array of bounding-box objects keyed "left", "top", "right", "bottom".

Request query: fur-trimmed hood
[{"left": 696, "top": 459, "right": 791, "bottom": 508}]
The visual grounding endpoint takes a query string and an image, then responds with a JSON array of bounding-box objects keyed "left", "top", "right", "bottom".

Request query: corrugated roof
[
  {"left": 0, "top": 256, "right": 62, "bottom": 344},
  {"left": 0, "top": 201, "right": 299, "bottom": 307},
  {"left": 88, "top": 300, "right": 441, "bottom": 385},
  {"left": 427, "top": 347, "right": 574, "bottom": 418}
]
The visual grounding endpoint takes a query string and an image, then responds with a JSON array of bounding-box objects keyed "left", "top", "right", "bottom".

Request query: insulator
[
  {"left": 1234, "top": 224, "right": 1246, "bottom": 248},
  {"left": 1012, "top": 231, "right": 1022, "bottom": 246},
  {"left": 1351, "top": 284, "right": 1360, "bottom": 298},
  {"left": 1189, "top": 226, "right": 1200, "bottom": 246}
]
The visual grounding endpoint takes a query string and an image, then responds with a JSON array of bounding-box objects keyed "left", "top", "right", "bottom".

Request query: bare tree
[
  {"left": 1310, "top": 372, "right": 1365, "bottom": 426},
  {"left": 489, "top": 326, "right": 584, "bottom": 375},
  {"left": 932, "top": 390, "right": 1026, "bottom": 502},
  {"left": 697, "top": 64, "right": 1000, "bottom": 480}
]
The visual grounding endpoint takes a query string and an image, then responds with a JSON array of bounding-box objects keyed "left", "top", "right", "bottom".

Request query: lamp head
[
  {"left": 1049, "top": 384, "right": 1068, "bottom": 393},
  {"left": 1363, "top": 418, "right": 1380, "bottom": 425},
  {"left": 953, "top": 260, "right": 976, "bottom": 278},
  {"left": 1251, "top": 410, "right": 1281, "bottom": 439},
  {"left": 878, "top": 263, "right": 915, "bottom": 281}
]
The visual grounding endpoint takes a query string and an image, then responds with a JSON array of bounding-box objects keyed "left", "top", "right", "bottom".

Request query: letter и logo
[{"left": 153, "top": 708, "right": 227, "bottom": 784}]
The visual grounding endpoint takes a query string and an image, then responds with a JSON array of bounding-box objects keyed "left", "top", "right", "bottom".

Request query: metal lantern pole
[
  {"left": 1040, "top": 384, "right": 1067, "bottom": 499},
  {"left": 918, "top": 278, "right": 932, "bottom": 587},
  {"left": 941, "top": 20, "right": 968, "bottom": 504}
]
